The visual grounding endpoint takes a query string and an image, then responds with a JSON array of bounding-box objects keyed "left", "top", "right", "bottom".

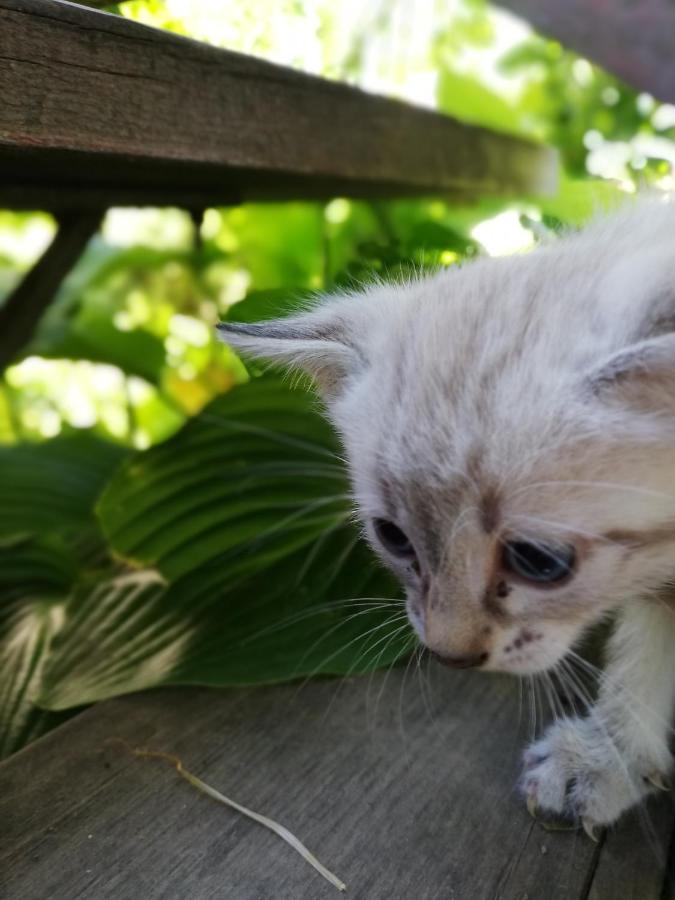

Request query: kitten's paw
[{"left": 521, "top": 718, "right": 672, "bottom": 834}]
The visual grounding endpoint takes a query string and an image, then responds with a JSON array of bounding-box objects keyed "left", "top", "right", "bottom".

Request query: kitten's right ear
[
  {"left": 587, "top": 332, "right": 675, "bottom": 413},
  {"left": 216, "top": 309, "right": 362, "bottom": 397}
]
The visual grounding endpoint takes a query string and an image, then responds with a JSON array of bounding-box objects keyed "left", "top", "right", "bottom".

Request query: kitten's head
[{"left": 219, "top": 201, "right": 675, "bottom": 676}]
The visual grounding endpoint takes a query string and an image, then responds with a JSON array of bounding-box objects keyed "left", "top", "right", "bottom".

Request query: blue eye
[{"left": 503, "top": 541, "right": 575, "bottom": 584}]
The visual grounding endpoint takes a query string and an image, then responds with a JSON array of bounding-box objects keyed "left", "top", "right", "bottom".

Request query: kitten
[{"left": 218, "top": 197, "right": 675, "bottom": 837}]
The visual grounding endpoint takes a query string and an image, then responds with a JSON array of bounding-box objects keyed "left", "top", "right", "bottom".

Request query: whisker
[
  {"left": 556, "top": 660, "right": 666, "bottom": 862},
  {"left": 236, "top": 598, "right": 400, "bottom": 648},
  {"left": 507, "top": 513, "right": 621, "bottom": 545},
  {"left": 397, "top": 636, "right": 421, "bottom": 761},
  {"left": 509, "top": 479, "right": 675, "bottom": 503},
  {"left": 319, "top": 616, "right": 410, "bottom": 730},
  {"left": 293, "top": 611, "right": 409, "bottom": 700},
  {"left": 368, "top": 624, "right": 415, "bottom": 732},
  {"left": 566, "top": 650, "right": 675, "bottom": 736},
  {"left": 293, "top": 608, "right": 406, "bottom": 682}
]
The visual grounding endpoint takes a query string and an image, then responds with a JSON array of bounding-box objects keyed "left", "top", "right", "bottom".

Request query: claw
[
  {"left": 527, "top": 794, "right": 539, "bottom": 819},
  {"left": 646, "top": 772, "right": 672, "bottom": 792},
  {"left": 582, "top": 818, "right": 602, "bottom": 843}
]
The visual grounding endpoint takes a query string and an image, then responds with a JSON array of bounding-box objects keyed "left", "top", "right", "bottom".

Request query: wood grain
[
  {"left": 496, "top": 0, "right": 675, "bottom": 104},
  {"left": 0, "top": 0, "right": 556, "bottom": 210},
  {"left": 1, "top": 665, "right": 670, "bottom": 899}
]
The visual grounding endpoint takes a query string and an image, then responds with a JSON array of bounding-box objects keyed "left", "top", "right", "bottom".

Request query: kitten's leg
[{"left": 522, "top": 598, "right": 675, "bottom": 833}]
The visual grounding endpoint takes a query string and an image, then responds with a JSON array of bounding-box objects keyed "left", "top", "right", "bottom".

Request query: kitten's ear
[
  {"left": 587, "top": 332, "right": 675, "bottom": 412},
  {"left": 216, "top": 310, "right": 361, "bottom": 396}
]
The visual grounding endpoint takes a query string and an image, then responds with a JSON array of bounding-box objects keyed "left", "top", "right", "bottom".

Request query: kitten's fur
[{"left": 219, "top": 197, "right": 675, "bottom": 835}]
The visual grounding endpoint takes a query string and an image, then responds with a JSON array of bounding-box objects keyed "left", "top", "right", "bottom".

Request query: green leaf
[
  {"left": 403, "top": 221, "right": 478, "bottom": 256},
  {"left": 225, "top": 288, "right": 311, "bottom": 324},
  {"left": 31, "top": 312, "right": 166, "bottom": 384},
  {"left": 28, "top": 377, "right": 409, "bottom": 711},
  {"left": 1, "top": 378, "right": 408, "bottom": 739},
  {"left": 0, "top": 536, "right": 76, "bottom": 757},
  {"left": 38, "top": 528, "right": 407, "bottom": 710},
  {"left": 167, "top": 527, "right": 408, "bottom": 687},
  {"left": 436, "top": 69, "right": 526, "bottom": 137},
  {"left": 97, "top": 377, "right": 349, "bottom": 580},
  {"left": 0, "top": 434, "right": 128, "bottom": 538},
  {"left": 532, "top": 172, "right": 626, "bottom": 226}
]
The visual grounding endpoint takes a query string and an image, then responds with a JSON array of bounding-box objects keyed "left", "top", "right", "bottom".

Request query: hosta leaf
[
  {"left": 0, "top": 536, "right": 76, "bottom": 757},
  {"left": 0, "top": 433, "right": 128, "bottom": 538},
  {"left": 167, "top": 525, "right": 409, "bottom": 686},
  {"left": 4, "top": 379, "right": 409, "bottom": 739},
  {"left": 40, "top": 569, "right": 173, "bottom": 710},
  {"left": 97, "top": 378, "right": 350, "bottom": 580},
  {"left": 38, "top": 525, "right": 408, "bottom": 710}
]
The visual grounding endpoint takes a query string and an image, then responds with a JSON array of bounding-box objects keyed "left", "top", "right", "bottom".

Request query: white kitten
[{"left": 218, "top": 197, "right": 675, "bottom": 836}]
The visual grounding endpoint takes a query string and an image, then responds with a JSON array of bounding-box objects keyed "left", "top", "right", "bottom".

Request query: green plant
[{"left": 2, "top": 0, "right": 673, "bottom": 759}]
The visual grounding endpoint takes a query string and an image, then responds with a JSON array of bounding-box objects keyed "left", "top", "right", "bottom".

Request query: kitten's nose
[{"left": 432, "top": 651, "right": 488, "bottom": 669}]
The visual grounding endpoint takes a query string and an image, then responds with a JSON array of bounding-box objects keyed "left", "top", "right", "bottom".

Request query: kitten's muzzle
[{"left": 432, "top": 651, "right": 488, "bottom": 669}]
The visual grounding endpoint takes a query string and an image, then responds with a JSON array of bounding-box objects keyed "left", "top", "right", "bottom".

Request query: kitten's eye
[
  {"left": 502, "top": 541, "right": 575, "bottom": 585},
  {"left": 373, "top": 519, "right": 415, "bottom": 559}
]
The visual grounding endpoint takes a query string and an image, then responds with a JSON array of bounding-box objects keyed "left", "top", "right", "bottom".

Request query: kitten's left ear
[
  {"left": 217, "top": 310, "right": 362, "bottom": 396},
  {"left": 587, "top": 332, "right": 675, "bottom": 412}
]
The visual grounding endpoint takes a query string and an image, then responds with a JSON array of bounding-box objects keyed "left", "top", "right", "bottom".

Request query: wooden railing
[{"left": 0, "top": 0, "right": 557, "bottom": 212}]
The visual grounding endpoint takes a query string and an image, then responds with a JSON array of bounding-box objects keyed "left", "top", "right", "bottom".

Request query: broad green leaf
[
  {"left": 0, "top": 434, "right": 128, "bottom": 538},
  {"left": 29, "top": 377, "right": 410, "bottom": 711},
  {"left": 0, "top": 536, "right": 76, "bottom": 757},
  {"left": 167, "top": 526, "right": 408, "bottom": 687},
  {"left": 38, "top": 526, "right": 407, "bottom": 710},
  {"left": 39, "top": 569, "right": 170, "bottom": 710},
  {"left": 97, "top": 378, "right": 350, "bottom": 580}
]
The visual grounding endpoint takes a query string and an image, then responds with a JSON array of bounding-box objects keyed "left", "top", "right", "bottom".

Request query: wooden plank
[
  {"left": 495, "top": 0, "right": 675, "bottom": 104},
  {"left": 1, "top": 666, "right": 670, "bottom": 899},
  {"left": 587, "top": 800, "right": 675, "bottom": 900},
  {"left": 0, "top": 211, "right": 102, "bottom": 369},
  {"left": 0, "top": 0, "right": 556, "bottom": 210}
]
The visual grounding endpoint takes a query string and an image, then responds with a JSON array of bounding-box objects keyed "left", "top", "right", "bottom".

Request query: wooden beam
[
  {"left": 0, "top": 0, "right": 556, "bottom": 210},
  {"left": 74, "top": 1, "right": 123, "bottom": 7},
  {"left": 495, "top": 0, "right": 675, "bottom": 104},
  {"left": 72, "top": 0, "right": 121, "bottom": 8},
  {"left": 0, "top": 212, "right": 102, "bottom": 370}
]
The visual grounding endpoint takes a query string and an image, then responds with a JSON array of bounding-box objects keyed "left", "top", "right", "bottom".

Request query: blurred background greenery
[{"left": 2, "top": 0, "right": 674, "bottom": 758}]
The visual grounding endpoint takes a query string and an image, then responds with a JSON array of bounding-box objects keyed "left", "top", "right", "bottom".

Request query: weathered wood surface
[
  {"left": 496, "top": 0, "right": 675, "bottom": 105},
  {"left": 1, "top": 666, "right": 672, "bottom": 899},
  {"left": 0, "top": 0, "right": 556, "bottom": 210}
]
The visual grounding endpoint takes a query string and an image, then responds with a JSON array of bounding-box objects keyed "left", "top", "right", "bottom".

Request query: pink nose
[{"left": 432, "top": 651, "right": 488, "bottom": 669}]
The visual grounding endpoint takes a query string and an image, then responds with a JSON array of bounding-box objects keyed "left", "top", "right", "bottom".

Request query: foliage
[
  {"left": 0, "top": 377, "right": 407, "bottom": 757},
  {"left": 1, "top": 0, "right": 674, "bottom": 758}
]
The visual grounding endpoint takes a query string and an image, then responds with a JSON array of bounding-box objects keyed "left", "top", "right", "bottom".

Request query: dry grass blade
[{"left": 124, "top": 743, "right": 347, "bottom": 893}]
